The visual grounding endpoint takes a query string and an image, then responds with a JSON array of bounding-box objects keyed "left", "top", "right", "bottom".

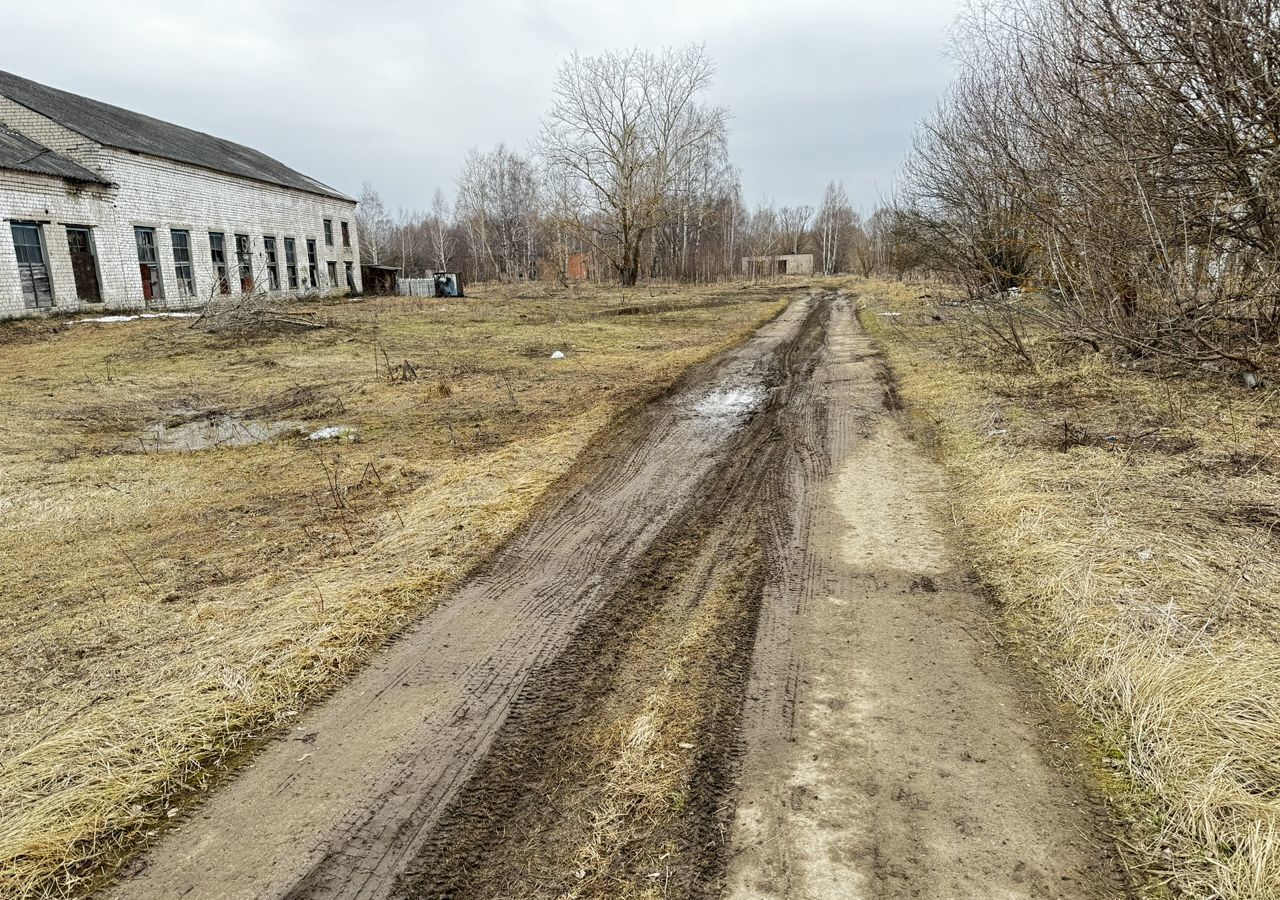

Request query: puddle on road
[
  {"left": 683, "top": 382, "right": 767, "bottom": 426},
  {"left": 140, "top": 416, "right": 308, "bottom": 452}
]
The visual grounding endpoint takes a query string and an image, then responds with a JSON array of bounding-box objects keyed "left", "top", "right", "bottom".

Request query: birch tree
[{"left": 537, "top": 45, "right": 730, "bottom": 285}]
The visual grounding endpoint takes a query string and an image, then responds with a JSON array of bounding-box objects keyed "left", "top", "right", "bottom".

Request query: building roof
[
  {"left": 0, "top": 123, "right": 109, "bottom": 185},
  {"left": 0, "top": 70, "right": 353, "bottom": 202}
]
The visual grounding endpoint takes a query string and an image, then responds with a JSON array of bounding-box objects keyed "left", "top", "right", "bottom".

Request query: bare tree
[
  {"left": 538, "top": 45, "right": 730, "bottom": 285},
  {"left": 356, "top": 182, "right": 393, "bottom": 266},
  {"left": 779, "top": 205, "right": 813, "bottom": 255},
  {"left": 815, "top": 181, "right": 855, "bottom": 275}
]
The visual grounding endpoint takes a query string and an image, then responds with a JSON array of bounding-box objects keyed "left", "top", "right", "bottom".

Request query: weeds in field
[{"left": 0, "top": 282, "right": 792, "bottom": 898}]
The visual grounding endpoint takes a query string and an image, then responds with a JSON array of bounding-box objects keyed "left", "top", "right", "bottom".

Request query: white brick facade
[{"left": 0, "top": 94, "right": 360, "bottom": 319}]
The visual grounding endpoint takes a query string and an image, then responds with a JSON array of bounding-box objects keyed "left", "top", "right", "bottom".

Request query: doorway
[{"left": 66, "top": 226, "right": 102, "bottom": 302}]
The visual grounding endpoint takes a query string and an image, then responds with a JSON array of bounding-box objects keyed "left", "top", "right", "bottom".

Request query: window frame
[
  {"left": 10, "top": 221, "right": 54, "bottom": 308},
  {"left": 326, "top": 260, "right": 337, "bottom": 288},
  {"left": 305, "top": 238, "right": 319, "bottom": 289},
  {"left": 135, "top": 226, "right": 165, "bottom": 301},
  {"left": 323, "top": 219, "right": 334, "bottom": 247},
  {"left": 170, "top": 228, "right": 196, "bottom": 297},
  {"left": 283, "top": 237, "right": 299, "bottom": 290},
  {"left": 209, "top": 231, "right": 230, "bottom": 294},
  {"left": 263, "top": 236, "right": 281, "bottom": 291},
  {"left": 234, "top": 233, "right": 253, "bottom": 292},
  {"left": 340, "top": 220, "right": 350, "bottom": 248}
]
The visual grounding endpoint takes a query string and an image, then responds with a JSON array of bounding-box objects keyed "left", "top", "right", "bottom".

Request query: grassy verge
[
  {"left": 853, "top": 278, "right": 1280, "bottom": 899},
  {"left": 0, "top": 280, "right": 794, "bottom": 899}
]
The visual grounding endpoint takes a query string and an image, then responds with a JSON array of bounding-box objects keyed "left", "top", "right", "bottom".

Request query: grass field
[
  {"left": 0, "top": 280, "right": 794, "bottom": 898},
  {"left": 856, "top": 278, "right": 1280, "bottom": 899}
]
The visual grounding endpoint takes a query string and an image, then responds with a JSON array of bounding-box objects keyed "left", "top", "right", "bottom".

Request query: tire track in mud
[
  {"left": 105, "top": 294, "right": 819, "bottom": 900},
  {"left": 393, "top": 298, "right": 833, "bottom": 899}
]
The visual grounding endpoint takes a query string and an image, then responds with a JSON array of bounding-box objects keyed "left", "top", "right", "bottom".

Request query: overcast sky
[{"left": 0, "top": 0, "right": 961, "bottom": 213}]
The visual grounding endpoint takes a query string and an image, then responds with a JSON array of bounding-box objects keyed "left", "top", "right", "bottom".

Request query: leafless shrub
[
  {"left": 900, "top": 0, "right": 1280, "bottom": 379},
  {"left": 190, "top": 284, "right": 324, "bottom": 334}
]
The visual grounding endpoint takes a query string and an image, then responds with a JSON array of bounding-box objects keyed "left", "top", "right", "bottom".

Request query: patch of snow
[
  {"left": 75, "top": 312, "right": 200, "bottom": 324},
  {"left": 550, "top": 350, "right": 566, "bottom": 359},
  {"left": 307, "top": 425, "right": 358, "bottom": 442}
]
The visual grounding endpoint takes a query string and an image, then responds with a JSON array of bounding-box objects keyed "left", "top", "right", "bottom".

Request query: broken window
[
  {"left": 327, "top": 260, "right": 337, "bottom": 287},
  {"left": 345, "top": 260, "right": 355, "bottom": 292},
  {"left": 284, "top": 237, "right": 299, "bottom": 289},
  {"left": 263, "top": 236, "right": 280, "bottom": 291},
  {"left": 234, "top": 233, "right": 253, "bottom": 292},
  {"left": 340, "top": 221, "right": 350, "bottom": 248},
  {"left": 171, "top": 229, "right": 196, "bottom": 297},
  {"left": 135, "top": 226, "right": 164, "bottom": 301},
  {"left": 208, "top": 232, "right": 229, "bottom": 294},
  {"left": 323, "top": 219, "right": 334, "bottom": 246},
  {"left": 10, "top": 222, "right": 53, "bottom": 308},
  {"left": 65, "top": 225, "right": 101, "bottom": 303},
  {"left": 306, "top": 239, "right": 319, "bottom": 289}
]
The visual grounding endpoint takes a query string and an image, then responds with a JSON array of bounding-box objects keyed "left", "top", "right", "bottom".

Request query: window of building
[
  {"left": 234, "top": 233, "right": 253, "bottom": 292},
  {"left": 327, "top": 260, "right": 337, "bottom": 287},
  {"left": 10, "top": 222, "right": 54, "bottom": 309},
  {"left": 135, "top": 226, "right": 164, "bottom": 301},
  {"left": 263, "top": 236, "right": 280, "bottom": 290},
  {"left": 306, "top": 239, "right": 319, "bottom": 289},
  {"left": 340, "top": 221, "right": 350, "bottom": 248},
  {"left": 345, "top": 260, "right": 355, "bottom": 292},
  {"left": 209, "top": 232, "right": 230, "bottom": 294},
  {"left": 65, "top": 225, "right": 102, "bottom": 303},
  {"left": 323, "top": 219, "right": 333, "bottom": 247},
  {"left": 284, "top": 238, "right": 299, "bottom": 289},
  {"left": 170, "top": 229, "right": 196, "bottom": 297}
]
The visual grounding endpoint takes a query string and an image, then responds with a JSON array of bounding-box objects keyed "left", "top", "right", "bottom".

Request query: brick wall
[{"left": 0, "top": 99, "right": 360, "bottom": 319}]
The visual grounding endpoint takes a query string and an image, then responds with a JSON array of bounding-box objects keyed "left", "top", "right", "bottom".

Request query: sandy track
[
  {"left": 105, "top": 292, "right": 1123, "bottom": 900},
  {"left": 723, "top": 296, "right": 1126, "bottom": 899}
]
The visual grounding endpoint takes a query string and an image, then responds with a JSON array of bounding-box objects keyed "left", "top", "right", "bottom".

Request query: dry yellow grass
[
  {"left": 0, "top": 280, "right": 793, "bottom": 899},
  {"left": 855, "top": 278, "right": 1280, "bottom": 899}
]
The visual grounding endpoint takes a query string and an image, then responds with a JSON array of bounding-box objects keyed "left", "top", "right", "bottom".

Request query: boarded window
[
  {"left": 340, "top": 221, "right": 350, "bottom": 248},
  {"left": 65, "top": 225, "right": 101, "bottom": 303},
  {"left": 171, "top": 229, "right": 196, "bottom": 297},
  {"left": 234, "top": 233, "right": 253, "bottom": 292},
  {"left": 323, "top": 219, "right": 334, "bottom": 246},
  {"left": 327, "top": 260, "right": 337, "bottom": 287},
  {"left": 209, "top": 232, "right": 230, "bottom": 294},
  {"left": 284, "top": 238, "right": 299, "bottom": 289},
  {"left": 11, "top": 222, "right": 53, "bottom": 309},
  {"left": 135, "top": 226, "right": 164, "bottom": 301},
  {"left": 264, "top": 236, "right": 281, "bottom": 290},
  {"left": 306, "top": 239, "right": 319, "bottom": 289}
]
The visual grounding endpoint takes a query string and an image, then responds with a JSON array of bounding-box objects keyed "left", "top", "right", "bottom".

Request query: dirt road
[{"left": 106, "top": 292, "right": 1122, "bottom": 899}]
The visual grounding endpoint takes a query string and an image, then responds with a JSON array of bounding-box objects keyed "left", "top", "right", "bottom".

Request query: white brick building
[{"left": 0, "top": 70, "right": 360, "bottom": 320}]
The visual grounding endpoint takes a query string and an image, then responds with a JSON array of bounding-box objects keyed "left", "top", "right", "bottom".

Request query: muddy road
[{"left": 107, "top": 293, "right": 1123, "bottom": 899}]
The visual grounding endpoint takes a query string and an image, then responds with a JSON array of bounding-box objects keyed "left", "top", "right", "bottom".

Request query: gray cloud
[{"left": 0, "top": 0, "right": 959, "bottom": 213}]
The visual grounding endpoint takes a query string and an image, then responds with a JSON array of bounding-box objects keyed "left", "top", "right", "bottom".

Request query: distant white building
[
  {"left": 741, "top": 253, "right": 814, "bottom": 277},
  {"left": 0, "top": 70, "right": 360, "bottom": 320}
]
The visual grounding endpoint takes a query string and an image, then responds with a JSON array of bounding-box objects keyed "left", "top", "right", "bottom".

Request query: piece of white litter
[
  {"left": 677, "top": 742, "right": 695, "bottom": 750},
  {"left": 1137, "top": 548, "right": 1154, "bottom": 561},
  {"left": 550, "top": 350, "right": 566, "bottom": 359},
  {"left": 986, "top": 428, "right": 1008, "bottom": 437}
]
